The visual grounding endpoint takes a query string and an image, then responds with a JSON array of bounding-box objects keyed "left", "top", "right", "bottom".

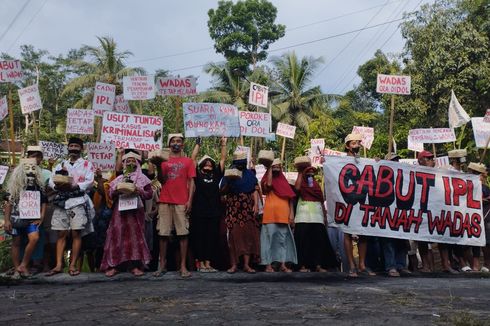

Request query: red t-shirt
[{"left": 159, "top": 156, "right": 196, "bottom": 205}]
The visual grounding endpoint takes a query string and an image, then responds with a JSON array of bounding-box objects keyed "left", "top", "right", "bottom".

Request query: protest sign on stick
[
  {"left": 0, "top": 60, "right": 23, "bottom": 83},
  {"left": 101, "top": 111, "right": 163, "bottom": 150},
  {"left": 18, "top": 84, "right": 42, "bottom": 114},
  {"left": 276, "top": 122, "right": 296, "bottom": 161},
  {"left": 324, "top": 156, "right": 485, "bottom": 246},
  {"left": 248, "top": 82, "right": 269, "bottom": 108},
  {"left": 39, "top": 141, "right": 67, "bottom": 159},
  {"left": 113, "top": 94, "right": 131, "bottom": 113},
  {"left": 239, "top": 111, "right": 270, "bottom": 137},
  {"left": 183, "top": 103, "right": 240, "bottom": 137},
  {"left": 123, "top": 76, "right": 155, "bottom": 100},
  {"left": 0, "top": 96, "right": 7, "bottom": 121},
  {"left": 352, "top": 126, "right": 374, "bottom": 150},
  {"left": 156, "top": 76, "right": 197, "bottom": 97},
  {"left": 409, "top": 128, "right": 456, "bottom": 144},
  {"left": 0, "top": 166, "right": 8, "bottom": 184},
  {"left": 66, "top": 109, "right": 94, "bottom": 135},
  {"left": 92, "top": 82, "right": 116, "bottom": 116},
  {"left": 86, "top": 142, "right": 116, "bottom": 171}
]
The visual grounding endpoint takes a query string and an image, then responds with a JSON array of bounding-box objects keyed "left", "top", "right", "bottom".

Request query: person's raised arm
[
  {"left": 294, "top": 171, "right": 303, "bottom": 192},
  {"left": 191, "top": 137, "right": 201, "bottom": 166},
  {"left": 262, "top": 167, "right": 273, "bottom": 193}
]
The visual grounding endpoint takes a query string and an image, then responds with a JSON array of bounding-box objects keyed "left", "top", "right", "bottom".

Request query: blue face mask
[{"left": 171, "top": 144, "right": 181, "bottom": 151}]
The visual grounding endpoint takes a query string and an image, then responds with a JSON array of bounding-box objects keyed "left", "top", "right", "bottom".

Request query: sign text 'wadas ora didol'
[
  {"left": 376, "top": 74, "right": 411, "bottom": 95},
  {"left": 100, "top": 111, "right": 163, "bottom": 150},
  {"left": 183, "top": 102, "right": 240, "bottom": 137},
  {"left": 156, "top": 76, "right": 197, "bottom": 96},
  {"left": 324, "top": 156, "right": 486, "bottom": 246}
]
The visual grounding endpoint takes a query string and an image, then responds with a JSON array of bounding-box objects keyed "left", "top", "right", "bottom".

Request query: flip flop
[
  {"left": 347, "top": 269, "right": 358, "bottom": 278},
  {"left": 45, "top": 269, "right": 62, "bottom": 277},
  {"left": 359, "top": 268, "right": 376, "bottom": 276},
  {"left": 180, "top": 270, "right": 191, "bottom": 278},
  {"left": 226, "top": 267, "right": 237, "bottom": 274},
  {"left": 153, "top": 269, "right": 167, "bottom": 277},
  {"left": 68, "top": 269, "right": 80, "bottom": 277},
  {"left": 244, "top": 268, "right": 256, "bottom": 274}
]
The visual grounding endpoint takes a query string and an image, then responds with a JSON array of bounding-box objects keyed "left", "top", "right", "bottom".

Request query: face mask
[
  {"left": 236, "top": 165, "right": 245, "bottom": 171},
  {"left": 171, "top": 144, "right": 181, "bottom": 152},
  {"left": 350, "top": 147, "right": 360, "bottom": 154},
  {"left": 68, "top": 149, "right": 81, "bottom": 155},
  {"left": 202, "top": 168, "right": 213, "bottom": 174}
]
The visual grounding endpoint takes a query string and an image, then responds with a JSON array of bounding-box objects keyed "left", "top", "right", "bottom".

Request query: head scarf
[
  {"left": 299, "top": 167, "right": 324, "bottom": 202},
  {"left": 110, "top": 156, "right": 151, "bottom": 192},
  {"left": 261, "top": 170, "right": 296, "bottom": 200}
]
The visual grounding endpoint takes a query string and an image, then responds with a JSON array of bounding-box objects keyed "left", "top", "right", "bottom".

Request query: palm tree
[
  {"left": 270, "top": 52, "right": 330, "bottom": 133},
  {"left": 62, "top": 36, "right": 145, "bottom": 107}
]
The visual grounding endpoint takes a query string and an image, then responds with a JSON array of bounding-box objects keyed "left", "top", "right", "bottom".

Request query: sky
[{"left": 0, "top": 0, "right": 433, "bottom": 95}]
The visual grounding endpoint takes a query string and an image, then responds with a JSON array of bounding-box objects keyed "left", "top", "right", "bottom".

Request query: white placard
[
  {"left": 86, "top": 142, "right": 116, "bottom": 172},
  {"left": 408, "top": 137, "right": 424, "bottom": 152},
  {"left": 19, "top": 191, "right": 41, "bottom": 219},
  {"left": 113, "top": 94, "right": 131, "bottom": 113},
  {"left": 123, "top": 76, "right": 155, "bottom": 100},
  {"left": 39, "top": 141, "right": 67, "bottom": 159},
  {"left": 156, "top": 76, "right": 197, "bottom": 97},
  {"left": 183, "top": 103, "right": 240, "bottom": 137},
  {"left": 408, "top": 128, "right": 456, "bottom": 144},
  {"left": 0, "top": 60, "right": 23, "bottom": 83},
  {"left": 0, "top": 165, "right": 8, "bottom": 184},
  {"left": 101, "top": 111, "right": 163, "bottom": 151},
  {"left": 0, "top": 95, "right": 8, "bottom": 121},
  {"left": 471, "top": 117, "right": 490, "bottom": 148},
  {"left": 248, "top": 82, "right": 269, "bottom": 108},
  {"left": 376, "top": 74, "right": 411, "bottom": 95},
  {"left": 92, "top": 82, "right": 116, "bottom": 116},
  {"left": 255, "top": 164, "right": 267, "bottom": 183},
  {"left": 276, "top": 122, "right": 296, "bottom": 139},
  {"left": 66, "top": 109, "right": 94, "bottom": 135},
  {"left": 352, "top": 126, "right": 374, "bottom": 150},
  {"left": 399, "top": 159, "right": 419, "bottom": 165},
  {"left": 324, "top": 156, "right": 485, "bottom": 246},
  {"left": 239, "top": 111, "right": 271, "bottom": 137},
  {"left": 18, "top": 84, "right": 42, "bottom": 114},
  {"left": 310, "top": 139, "right": 325, "bottom": 152},
  {"left": 435, "top": 156, "right": 450, "bottom": 168},
  {"left": 118, "top": 195, "right": 138, "bottom": 211}
]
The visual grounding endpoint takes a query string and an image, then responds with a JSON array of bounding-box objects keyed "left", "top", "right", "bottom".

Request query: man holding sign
[{"left": 3, "top": 158, "right": 47, "bottom": 278}]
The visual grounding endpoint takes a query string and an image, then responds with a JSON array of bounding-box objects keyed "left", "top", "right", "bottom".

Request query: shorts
[
  {"left": 157, "top": 203, "right": 189, "bottom": 236},
  {"left": 51, "top": 205, "right": 88, "bottom": 231},
  {"left": 12, "top": 223, "right": 39, "bottom": 236}
]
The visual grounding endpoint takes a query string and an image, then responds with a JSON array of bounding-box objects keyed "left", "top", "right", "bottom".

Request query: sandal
[
  {"left": 153, "top": 268, "right": 167, "bottom": 277},
  {"left": 279, "top": 267, "right": 292, "bottom": 273},
  {"left": 388, "top": 269, "right": 400, "bottom": 277},
  {"left": 347, "top": 269, "right": 358, "bottom": 278},
  {"left": 17, "top": 267, "right": 32, "bottom": 278},
  {"left": 180, "top": 270, "right": 191, "bottom": 278},
  {"left": 359, "top": 268, "right": 376, "bottom": 276},
  {"left": 227, "top": 267, "right": 237, "bottom": 274},
  {"left": 131, "top": 268, "right": 144, "bottom": 277},
  {"left": 68, "top": 269, "right": 80, "bottom": 277},
  {"left": 207, "top": 267, "right": 218, "bottom": 273},
  {"left": 244, "top": 267, "right": 256, "bottom": 274},
  {"left": 45, "top": 269, "right": 62, "bottom": 277}
]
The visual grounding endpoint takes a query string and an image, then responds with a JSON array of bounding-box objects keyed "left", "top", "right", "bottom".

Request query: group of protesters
[{"left": 2, "top": 132, "right": 490, "bottom": 279}]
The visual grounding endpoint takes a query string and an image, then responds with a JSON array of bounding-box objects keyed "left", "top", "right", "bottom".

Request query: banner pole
[
  {"left": 281, "top": 136, "right": 286, "bottom": 161},
  {"left": 387, "top": 94, "right": 395, "bottom": 158},
  {"left": 175, "top": 96, "right": 182, "bottom": 132},
  {"left": 3, "top": 120, "right": 11, "bottom": 162},
  {"left": 8, "top": 85, "right": 16, "bottom": 165}
]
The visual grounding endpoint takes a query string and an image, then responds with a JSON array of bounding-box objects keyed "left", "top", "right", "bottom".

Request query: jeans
[
  {"left": 327, "top": 227, "right": 348, "bottom": 272},
  {"left": 381, "top": 237, "right": 408, "bottom": 271}
]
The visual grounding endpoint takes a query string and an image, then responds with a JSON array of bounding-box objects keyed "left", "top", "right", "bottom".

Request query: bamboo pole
[
  {"left": 8, "top": 85, "right": 16, "bottom": 165},
  {"left": 280, "top": 136, "right": 286, "bottom": 161},
  {"left": 479, "top": 135, "right": 490, "bottom": 164},
  {"left": 387, "top": 95, "right": 395, "bottom": 159}
]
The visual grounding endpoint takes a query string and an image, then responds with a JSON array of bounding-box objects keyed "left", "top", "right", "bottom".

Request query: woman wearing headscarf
[
  {"left": 100, "top": 152, "right": 153, "bottom": 277},
  {"left": 294, "top": 166, "right": 337, "bottom": 272},
  {"left": 260, "top": 159, "right": 297, "bottom": 272},
  {"left": 220, "top": 150, "right": 260, "bottom": 274},
  {"left": 190, "top": 137, "right": 227, "bottom": 272}
]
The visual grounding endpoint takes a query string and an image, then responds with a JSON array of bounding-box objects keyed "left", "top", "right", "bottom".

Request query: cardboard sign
[
  {"left": 352, "top": 126, "right": 374, "bottom": 150},
  {"left": 156, "top": 76, "right": 197, "bottom": 97},
  {"left": 123, "top": 76, "right": 155, "bottom": 100},
  {"left": 19, "top": 191, "right": 41, "bottom": 219},
  {"left": 66, "top": 109, "right": 94, "bottom": 135},
  {"left": 376, "top": 74, "right": 411, "bottom": 95},
  {"left": 101, "top": 111, "right": 163, "bottom": 151},
  {"left": 471, "top": 117, "right": 490, "bottom": 148},
  {"left": 248, "top": 82, "right": 269, "bottom": 108},
  {"left": 118, "top": 195, "right": 138, "bottom": 211},
  {"left": 0, "top": 60, "right": 23, "bottom": 83},
  {"left": 87, "top": 142, "right": 116, "bottom": 172},
  {"left": 324, "top": 156, "right": 485, "bottom": 246},
  {"left": 255, "top": 164, "right": 267, "bottom": 183},
  {"left": 408, "top": 137, "right": 424, "bottom": 152},
  {"left": 239, "top": 111, "right": 271, "bottom": 137},
  {"left": 114, "top": 94, "right": 131, "bottom": 113},
  {"left": 309, "top": 148, "right": 346, "bottom": 168},
  {"left": 93, "top": 82, "right": 116, "bottom": 116},
  {"left": 408, "top": 128, "right": 456, "bottom": 144},
  {"left": 435, "top": 156, "right": 450, "bottom": 168},
  {"left": 276, "top": 122, "right": 296, "bottom": 139},
  {"left": 284, "top": 172, "right": 298, "bottom": 184},
  {"left": 18, "top": 84, "right": 42, "bottom": 114},
  {"left": 0, "top": 95, "right": 7, "bottom": 121},
  {"left": 310, "top": 139, "right": 325, "bottom": 152},
  {"left": 400, "top": 159, "right": 419, "bottom": 165},
  {"left": 0, "top": 165, "right": 8, "bottom": 185},
  {"left": 39, "top": 141, "right": 67, "bottom": 159},
  {"left": 183, "top": 103, "right": 240, "bottom": 137}
]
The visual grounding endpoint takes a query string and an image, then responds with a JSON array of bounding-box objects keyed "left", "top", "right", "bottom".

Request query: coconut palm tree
[
  {"left": 270, "top": 52, "right": 331, "bottom": 133},
  {"left": 62, "top": 36, "right": 145, "bottom": 107}
]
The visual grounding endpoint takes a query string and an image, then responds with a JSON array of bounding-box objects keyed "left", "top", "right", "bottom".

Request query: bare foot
[
  {"left": 227, "top": 266, "right": 238, "bottom": 274},
  {"left": 265, "top": 266, "right": 275, "bottom": 273}
]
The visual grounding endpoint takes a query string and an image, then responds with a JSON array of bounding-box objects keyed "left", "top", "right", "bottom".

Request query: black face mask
[
  {"left": 350, "top": 147, "right": 360, "bottom": 154},
  {"left": 171, "top": 144, "right": 181, "bottom": 152},
  {"left": 236, "top": 165, "right": 245, "bottom": 171},
  {"left": 68, "top": 149, "right": 81, "bottom": 155},
  {"left": 202, "top": 168, "right": 213, "bottom": 174}
]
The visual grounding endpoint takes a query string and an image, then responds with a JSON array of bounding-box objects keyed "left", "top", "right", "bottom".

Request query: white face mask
[{"left": 23, "top": 163, "right": 37, "bottom": 176}]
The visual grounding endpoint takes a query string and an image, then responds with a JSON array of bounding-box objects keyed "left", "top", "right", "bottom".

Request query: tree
[{"left": 208, "top": 0, "right": 286, "bottom": 72}]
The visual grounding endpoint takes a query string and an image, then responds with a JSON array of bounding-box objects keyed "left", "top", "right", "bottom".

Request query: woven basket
[
  {"left": 224, "top": 168, "right": 242, "bottom": 180},
  {"left": 149, "top": 148, "right": 170, "bottom": 162},
  {"left": 294, "top": 156, "right": 311, "bottom": 169},
  {"left": 53, "top": 175, "right": 73, "bottom": 185},
  {"left": 117, "top": 182, "right": 136, "bottom": 194},
  {"left": 258, "top": 150, "right": 274, "bottom": 166}
]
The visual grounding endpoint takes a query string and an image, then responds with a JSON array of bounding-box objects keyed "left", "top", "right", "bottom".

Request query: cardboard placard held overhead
[
  {"left": 352, "top": 126, "right": 374, "bottom": 150},
  {"left": 113, "top": 94, "right": 131, "bottom": 113},
  {"left": 92, "top": 82, "right": 116, "bottom": 117},
  {"left": 39, "top": 141, "right": 67, "bottom": 159},
  {"left": 66, "top": 109, "right": 95, "bottom": 135},
  {"left": 310, "top": 139, "right": 325, "bottom": 152},
  {"left": 0, "top": 96, "right": 8, "bottom": 121},
  {"left": 156, "top": 76, "right": 197, "bottom": 97},
  {"left": 101, "top": 111, "right": 163, "bottom": 151},
  {"left": 0, "top": 60, "right": 23, "bottom": 83},
  {"left": 376, "top": 74, "right": 411, "bottom": 95},
  {"left": 123, "top": 76, "right": 155, "bottom": 100},
  {"left": 183, "top": 102, "right": 240, "bottom": 137},
  {"left": 276, "top": 122, "right": 296, "bottom": 139},
  {"left": 248, "top": 82, "right": 269, "bottom": 108},
  {"left": 18, "top": 84, "right": 42, "bottom": 114},
  {"left": 408, "top": 128, "right": 456, "bottom": 144},
  {"left": 471, "top": 117, "right": 490, "bottom": 148},
  {"left": 239, "top": 111, "right": 271, "bottom": 137},
  {"left": 86, "top": 142, "right": 116, "bottom": 172}
]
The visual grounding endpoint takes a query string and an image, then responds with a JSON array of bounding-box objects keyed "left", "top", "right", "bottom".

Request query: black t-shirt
[{"left": 192, "top": 166, "right": 223, "bottom": 219}]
